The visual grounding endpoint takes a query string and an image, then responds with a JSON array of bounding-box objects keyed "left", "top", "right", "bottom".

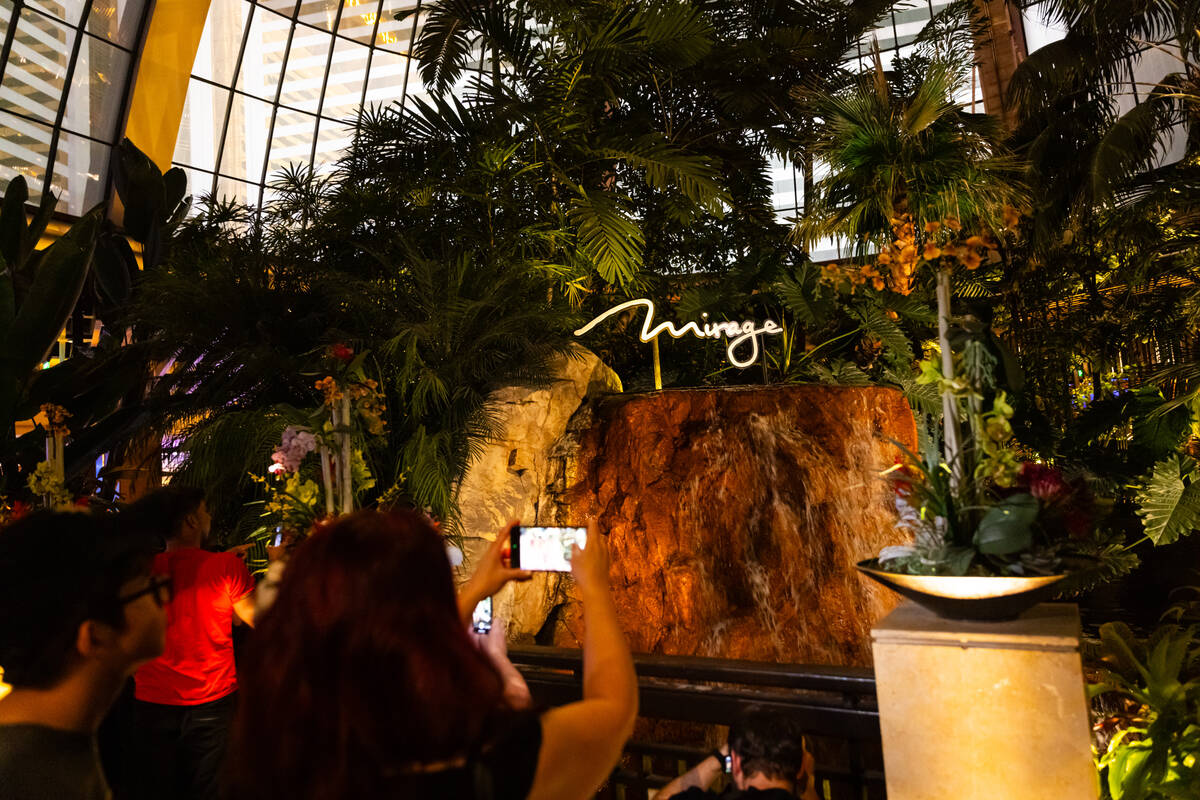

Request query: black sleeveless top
[{"left": 384, "top": 711, "right": 543, "bottom": 799}]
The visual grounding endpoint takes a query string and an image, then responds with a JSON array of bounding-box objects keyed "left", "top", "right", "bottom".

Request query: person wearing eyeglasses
[
  {"left": 0, "top": 511, "right": 167, "bottom": 800},
  {"left": 124, "top": 486, "right": 257, "bottom": 800}
]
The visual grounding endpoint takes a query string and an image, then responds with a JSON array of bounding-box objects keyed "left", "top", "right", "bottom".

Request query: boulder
[
  {"left": 544, "top": 385, "right": 916, "bottom": 666},
  {"left": 455, "top": 348, "right": 620, "bottom": 641}
]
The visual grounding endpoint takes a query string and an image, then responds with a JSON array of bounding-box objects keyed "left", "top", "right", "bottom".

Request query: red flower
[
  {"left": 330, "top": 343, "right": 354, "bottom": 363},
  {"left": 10, "top": 501, "right": 30, "bottom": 520},
  {"left": 1019, "top": 462, "right": 1067, "bottom": 502}
]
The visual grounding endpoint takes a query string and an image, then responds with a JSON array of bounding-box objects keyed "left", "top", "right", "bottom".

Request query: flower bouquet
[
  {"left": 244, "top": 345, "right": 386, "bottom": 572},
  {"left": 856, "top": 214, "right": 1097, "bottom": 618}
]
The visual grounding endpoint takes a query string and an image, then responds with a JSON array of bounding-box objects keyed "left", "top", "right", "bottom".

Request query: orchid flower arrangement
[
  {"left": 246, "top": 344, "right": 387, "bottom": 567},
  {"left": 874, "top": 324, "right": 1098, "bottom": 577},
  {"left": 852, "top": 212, "right": 1098, "bottom": 578}
]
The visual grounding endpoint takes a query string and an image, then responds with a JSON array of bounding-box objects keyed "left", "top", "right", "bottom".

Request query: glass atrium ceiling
[
  {"left": 0, "top": 0, "right": 151, "bottom": 215},
  {"left": 0, "top": 0, "right": 980, "bottom": 220}
]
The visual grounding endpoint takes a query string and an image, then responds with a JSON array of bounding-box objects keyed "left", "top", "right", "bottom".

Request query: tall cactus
[{"left": 0, "top": 176, "right": 103, "bottom": 491}]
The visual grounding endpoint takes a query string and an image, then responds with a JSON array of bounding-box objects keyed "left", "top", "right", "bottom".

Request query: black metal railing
[{"left": 509, "top": 646, "right": 885, "bottom": 800}]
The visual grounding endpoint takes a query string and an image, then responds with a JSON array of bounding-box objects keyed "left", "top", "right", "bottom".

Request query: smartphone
[
  {"left": 272, "top": 528, "right": 283, "bottom": 548},
  {"left": 472, "top": 596, "right": 492, "bottom": 634},
  {"left": 511, "top": 526, "right": 587, "bottom": 572}
]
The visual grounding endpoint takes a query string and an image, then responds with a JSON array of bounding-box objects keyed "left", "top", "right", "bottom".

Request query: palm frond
[{"left": 567, "top": 189, "right": 644, "bottom": 286}]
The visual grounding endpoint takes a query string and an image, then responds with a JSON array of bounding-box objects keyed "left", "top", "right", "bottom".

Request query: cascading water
[{"left": 544, "top": 385, "right": 917, "bottom": 666}]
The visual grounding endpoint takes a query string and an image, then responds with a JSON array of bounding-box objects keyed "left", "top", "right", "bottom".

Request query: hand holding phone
[
  {"left": 568, "top": 522, "right": 608, "bottom": 594},
  {"left": 461, "top": 521, "right": 533, "bottom": 602}
]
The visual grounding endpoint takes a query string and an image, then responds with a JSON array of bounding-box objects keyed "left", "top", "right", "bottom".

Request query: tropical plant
[
  {"left": 1091, "top": 620, "right": 1200, "bottom": 800},
  {"left": 108, "top": 0, "right": 903, "bottom": 537},
  {"left": 1005, "top": 1, "right": 1200, "bottom": 552},
  {"left": 0, "top": 177, "right": 104, "bottom": 497}
]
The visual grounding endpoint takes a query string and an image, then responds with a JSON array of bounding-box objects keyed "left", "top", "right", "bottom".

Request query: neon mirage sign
[{"left": 574, "top": 299, "right": 782, "bottom": 368}]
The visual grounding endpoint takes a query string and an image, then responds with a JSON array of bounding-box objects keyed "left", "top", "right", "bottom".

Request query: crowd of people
[{"left": 0, "top": 488, "right": 817, "bottom": 799}]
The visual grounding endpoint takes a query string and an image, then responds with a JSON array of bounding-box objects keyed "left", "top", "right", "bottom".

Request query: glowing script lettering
[{"left": 574, "top": 299, "right": 783, "bottom": 369}]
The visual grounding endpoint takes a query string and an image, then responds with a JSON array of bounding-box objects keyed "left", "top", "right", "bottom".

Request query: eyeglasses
[{"left": 118, "top": 574, "right": 173, "bottom": 608}]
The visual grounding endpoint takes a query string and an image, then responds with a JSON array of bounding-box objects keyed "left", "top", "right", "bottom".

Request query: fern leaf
[
  {"left": 594, "top": 133, "right": 730, "bottom": 215},
  {"left": 854, "top": 305, "right": 914, "bottom": 361},
  {"left": 774, "top": 264, "right": 831, "bottom": 327}
]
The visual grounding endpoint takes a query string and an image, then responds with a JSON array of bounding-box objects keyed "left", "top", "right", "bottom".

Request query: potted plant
[{"left": 853, "top": 214, "right": 1099, "bottom": 619}]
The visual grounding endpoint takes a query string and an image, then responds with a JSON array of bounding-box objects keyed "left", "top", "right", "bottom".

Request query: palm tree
[
  {"left": 794, "top": 48, "right": 1025, "bottom": 474},
  {"left": 405, "top": 0, "right": 895, "bottom": 291},
  {"left": 1007, "top": 1, "right": 1200, "bottom": 546},
  {"left": 91, "top": 0, "right": 897, "bottom": 532}
]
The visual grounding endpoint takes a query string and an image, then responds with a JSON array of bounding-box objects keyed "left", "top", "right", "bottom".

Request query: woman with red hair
[{"left": 226, "top": 510, "right": 636, "bottom": 800}]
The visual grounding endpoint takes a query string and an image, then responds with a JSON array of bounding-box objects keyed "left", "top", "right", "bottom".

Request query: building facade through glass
[
  {"left": 0, "top": 0, "right": 995, "bottom": 222},
  {"left": 0, "top": 0, "right": 151, "bottom": 215}
]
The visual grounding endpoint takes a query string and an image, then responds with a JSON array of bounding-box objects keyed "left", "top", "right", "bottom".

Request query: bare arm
[
  {"left": 526, "top": 526, "right": 638, "bottom": 800},
  {"left": 473, "top": 619, "right": 532, "bottom": 710},
  {"left": 657, "top": 751, "right": 726, "bottom": 800},
  {"left": 233, "top": 593, "right": 257, "bottom": 627}
]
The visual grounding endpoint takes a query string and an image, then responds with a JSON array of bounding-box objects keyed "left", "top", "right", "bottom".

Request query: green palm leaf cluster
[
  {"left": 795, "top": 59, "right": 1023, "bottom": 255},
  {"left": 103, "top": 0, "right": 898, "bottom": 534}
]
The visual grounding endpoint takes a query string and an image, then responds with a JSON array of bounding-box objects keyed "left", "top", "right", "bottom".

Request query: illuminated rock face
[{"left": 545, "top": 386, "right": 916, "bottom": 666}]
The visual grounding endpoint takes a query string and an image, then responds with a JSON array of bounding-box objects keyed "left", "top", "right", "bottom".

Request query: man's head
[
  {"left": 728, "top": 706, "right": 810, "bottom": 791},
  {"left": 0, "top": 512, "right": 166, "bottom": 690},
  {"left": 126, "top": 486, "right": 209, "bottom": 547}
]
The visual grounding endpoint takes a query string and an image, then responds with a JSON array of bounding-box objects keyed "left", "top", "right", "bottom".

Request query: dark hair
[
  {"left": 124, "top": 485, "right": 206, "bottom": 543},
  {"left": 728, "top": 706, "right": 808, "bottom": 783},
  {"left": 0, "top": 511, "right": 155, "bottom": 688},
  {"left": 226, "top": 510, "right": 504, "bottom": 800}
]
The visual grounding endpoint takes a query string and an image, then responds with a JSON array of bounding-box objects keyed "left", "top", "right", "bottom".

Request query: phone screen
[
  {"left": 272, "top": 530, "right": 283, "bottom": 548},
  {"left": 512, "top": 526, "right": 587, "bottom": 572},
  {"left": 472, "top": 596, "right": 492, "bottom": 634}
]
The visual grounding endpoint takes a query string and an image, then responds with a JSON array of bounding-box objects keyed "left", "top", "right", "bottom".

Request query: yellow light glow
[
  {"left": 575, "top": 298, "right": 782, "bottom": 369},
  {"left": 379, "top": 30, "right": 398, "bottom": 45},
  {"left": 858, "top": 563, "right": 1064, "bottom": 599}
]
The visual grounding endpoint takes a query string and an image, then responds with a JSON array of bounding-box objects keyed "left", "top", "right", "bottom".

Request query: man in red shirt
[{"left": 126, "top": 486, "right": 256, "bottom": 800}]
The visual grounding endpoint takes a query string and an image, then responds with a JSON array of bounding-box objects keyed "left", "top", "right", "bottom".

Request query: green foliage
[
  {"left": 974, "top": 493, "right": 1038, "bottom": 555},
  {"left": 1092, "top": 621, "right": 1200, "bottom": 800},
  {"left": 795, "top": 60, "right": 1023, "bottom": 255},
  {"left": 0, "top": 177, "right": 104, "bottom": 495},
  {"left": 1136, "top": 456, "right": 1200, "bottom": 546}
]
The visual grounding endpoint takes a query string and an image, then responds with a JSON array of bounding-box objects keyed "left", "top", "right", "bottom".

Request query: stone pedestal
[{"left": 870, "top": 602, "right": 1098, "bottom": 800}]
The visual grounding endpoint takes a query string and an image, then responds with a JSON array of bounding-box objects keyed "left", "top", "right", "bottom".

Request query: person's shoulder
[
  {"left": 198, "top": 549, "right": 247, "bottom": 572},
  {"left": 0, "top": 725, "right": 107, "bottom": 798},
  {"left": 671, "top": 788, "right": 721, "bottom": 800}
]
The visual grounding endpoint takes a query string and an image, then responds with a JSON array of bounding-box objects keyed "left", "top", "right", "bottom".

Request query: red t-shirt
[{"left": 134, "top": 548, "right": 255, "bottom": 706}]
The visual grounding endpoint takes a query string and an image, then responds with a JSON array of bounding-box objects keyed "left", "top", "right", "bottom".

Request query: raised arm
[
  {"left": 656, "top": 747, "right": 727, "bottom": 800},
  {"left": 527, "top": 525, "right": 638, "bottom": 800},
  {"left": 472, "top": 618, "right": 533, "bottom": 710},
  {"left": 456, "top": 521, "right": 532, "bottom": 628}
]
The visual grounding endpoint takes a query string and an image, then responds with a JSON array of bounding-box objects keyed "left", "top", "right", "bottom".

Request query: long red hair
[{"left": 226, "top": 510, "right": 503, "bottom": 799}]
